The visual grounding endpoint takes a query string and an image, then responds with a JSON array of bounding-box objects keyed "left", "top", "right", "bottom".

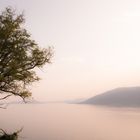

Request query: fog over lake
[{"left": 0, "top": 103, "right": 140, "bottom": 140}]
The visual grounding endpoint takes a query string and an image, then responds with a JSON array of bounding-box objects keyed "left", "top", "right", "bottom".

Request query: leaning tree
[{"left": 0, "top": 7, "right": 53, "bottom": 102}]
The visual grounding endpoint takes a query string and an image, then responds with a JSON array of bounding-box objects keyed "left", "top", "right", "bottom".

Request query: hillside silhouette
[{"left": 82, "top": 87, "right": 140, "bottom": 107}]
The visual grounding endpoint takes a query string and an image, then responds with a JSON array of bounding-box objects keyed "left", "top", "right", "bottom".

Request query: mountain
[{"left": 82, "top": 87, "right": 140, "bottom": 107}]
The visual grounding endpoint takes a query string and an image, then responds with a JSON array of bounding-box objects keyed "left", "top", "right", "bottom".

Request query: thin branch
[
  {"left": 0, "top": 89, "right": 20, "bottom": 96},
  {"left": 0, "top": 106, "right": 7, "bottom": 109},
  {"left": 0, "top": 103, "right": 9, "bottom": 109},
  {"left": 0, "top": 129, "right": 7, "bottom": 135},
  {"left": 0, "top": 94, "right": 12, "bottom": 100},
  {"left": 16, "top": 127, "right": 23, "bottom": 134},
  {"left": 0, "top": 89, "right": 28, "bottom": 102}
]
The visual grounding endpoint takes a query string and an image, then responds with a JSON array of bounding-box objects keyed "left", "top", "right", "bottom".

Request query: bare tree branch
[{"left": 0, "top": 94, "right": 12, "bottom": 100}]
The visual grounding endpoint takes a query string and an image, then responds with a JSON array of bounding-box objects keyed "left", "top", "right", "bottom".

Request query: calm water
[{"left": 0, "top": 103, "right": 140, "bottom": 140}]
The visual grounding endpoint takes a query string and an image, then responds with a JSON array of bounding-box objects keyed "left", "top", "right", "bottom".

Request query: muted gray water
[{"left": 0, "top": 103, "right": 140, "bottom": 140}]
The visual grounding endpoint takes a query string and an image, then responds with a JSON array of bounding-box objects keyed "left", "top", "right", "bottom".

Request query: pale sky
[{"left": 1, "top": 0, "right": 140, "bottom": 101}]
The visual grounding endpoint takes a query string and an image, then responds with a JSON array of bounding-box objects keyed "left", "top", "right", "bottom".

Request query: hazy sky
[{"left": 1, "top": 0, "right": 140, "bottom": 101}]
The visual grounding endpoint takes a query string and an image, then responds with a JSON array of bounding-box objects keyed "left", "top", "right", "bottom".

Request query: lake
[{"left": 0, "top": 103, "right": 140, "bottom": 140}]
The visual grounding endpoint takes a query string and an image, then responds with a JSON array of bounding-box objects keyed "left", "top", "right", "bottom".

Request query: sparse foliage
[
  {"left": 0, "top": 128, "right": 22, "bottom": 140},
  {"left": 0, "top": 7, "right": 53, "bottom": 101}
]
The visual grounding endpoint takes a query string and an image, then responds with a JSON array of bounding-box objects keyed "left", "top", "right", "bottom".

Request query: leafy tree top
[{"left": 0, "top": 7, "right": 53, "bottom": 101}]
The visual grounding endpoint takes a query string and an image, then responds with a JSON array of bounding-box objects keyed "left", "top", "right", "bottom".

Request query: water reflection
[{"left": 0, "top": 103, "right": 140, "bottom": 140}]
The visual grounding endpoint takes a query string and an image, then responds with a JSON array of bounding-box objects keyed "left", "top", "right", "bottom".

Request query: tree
[
  {"left": 0, "top": 7, "right": 53, "bottom": 101},
  {"left": 0, "top": 128, "right": 22, "bottom": 140}
]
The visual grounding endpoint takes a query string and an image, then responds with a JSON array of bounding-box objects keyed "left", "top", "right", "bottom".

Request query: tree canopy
[{"left": 0, "top": 7, "right": 53, "bottom": 101}]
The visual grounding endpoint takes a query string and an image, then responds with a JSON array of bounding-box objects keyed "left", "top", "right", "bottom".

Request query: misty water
[{"left": 0, "top": 103, "right": 140, "bottom": 140}]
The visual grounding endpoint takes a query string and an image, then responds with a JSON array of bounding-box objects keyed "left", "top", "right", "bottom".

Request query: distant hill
[{"left": 82, "top": 87, "right": 140, "bottom": 107}]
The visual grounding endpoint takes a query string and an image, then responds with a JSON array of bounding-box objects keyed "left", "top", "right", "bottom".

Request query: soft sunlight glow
[{"left": 1, "top": 0, "right": 140, "bottom": 101}]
